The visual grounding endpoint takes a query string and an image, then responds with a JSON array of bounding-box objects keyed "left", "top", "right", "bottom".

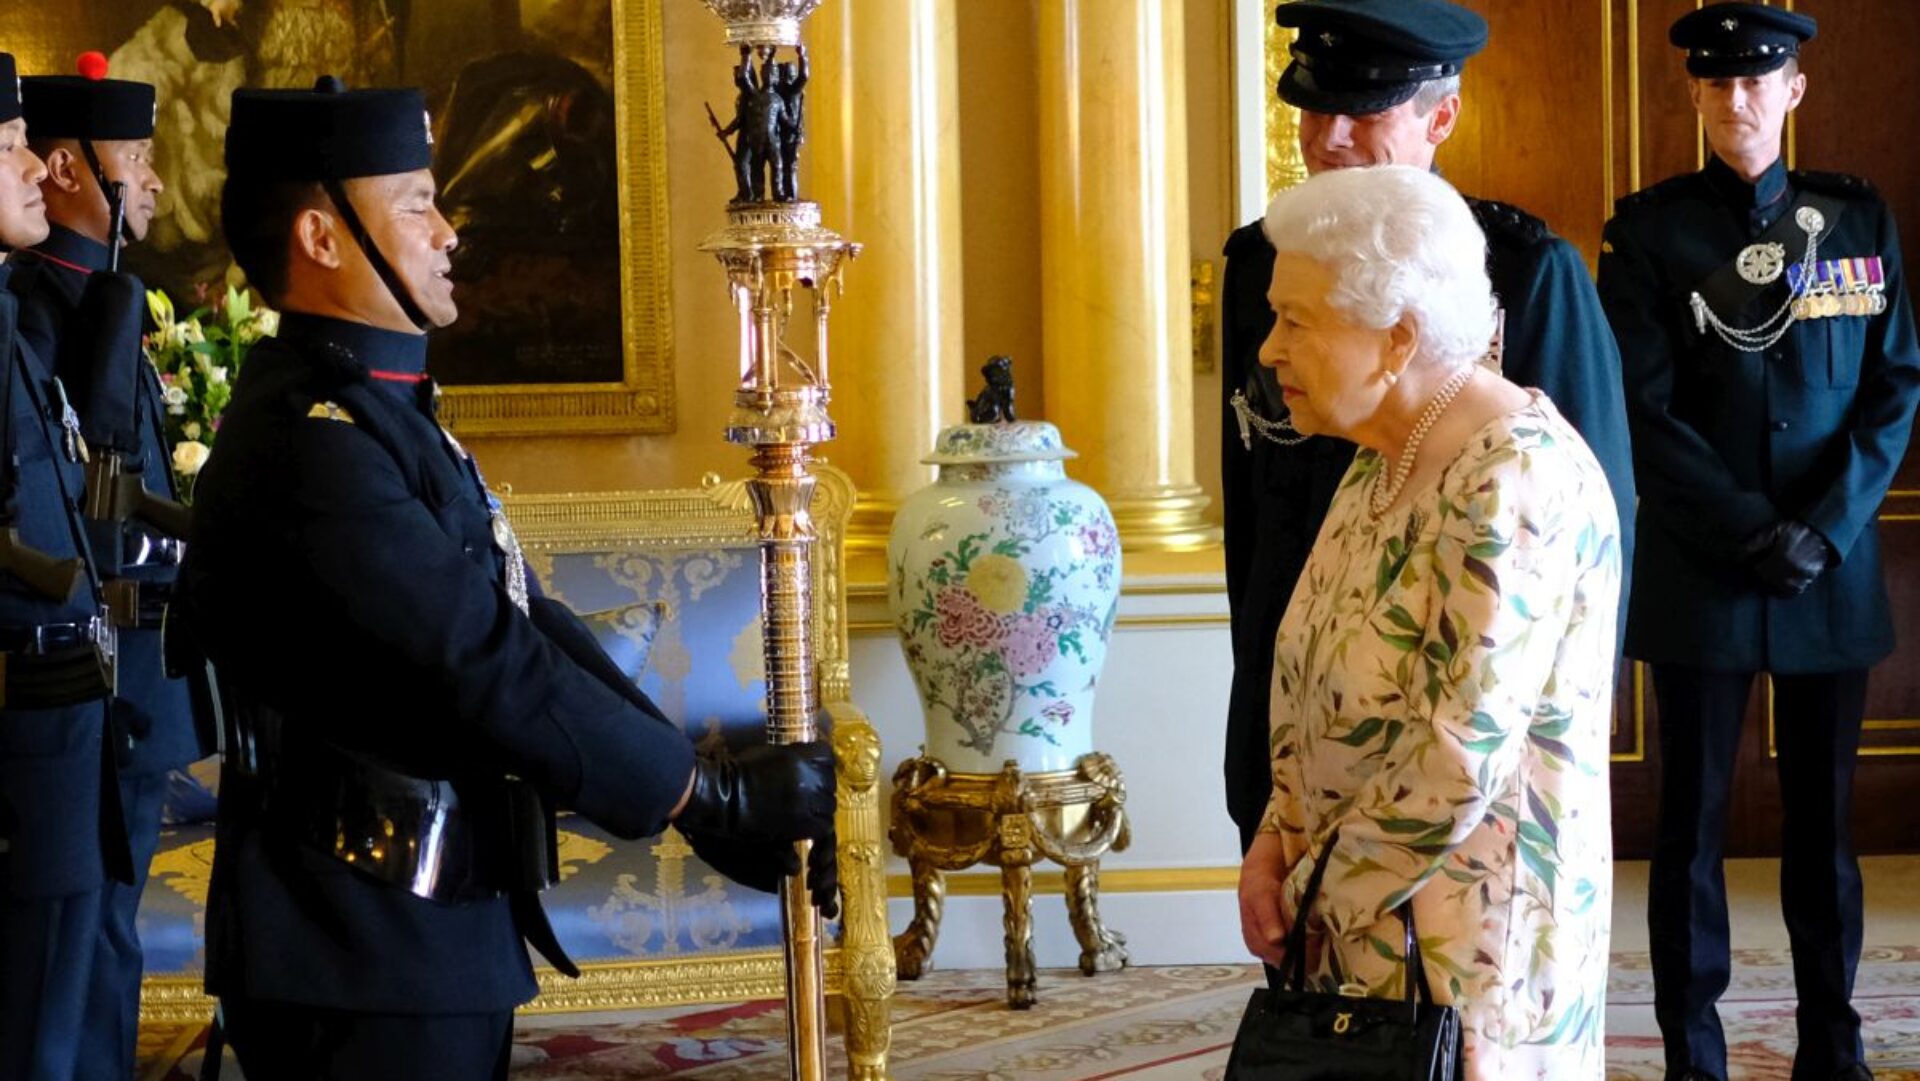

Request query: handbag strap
[
  {"left": 1400, "top": 901, "right": 1438, "bottom": 1006},
  {"left": 1280, "top": 829, "right": 1441, "bottom": 1008},
  {"left": 1278, "top": 829, "right": 1336, "bottom": 991}
]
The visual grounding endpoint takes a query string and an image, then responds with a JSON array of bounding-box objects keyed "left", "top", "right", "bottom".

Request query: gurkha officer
[
  {"left": 183, "top": 78, "right": 838, "bottom": 1079},
  {"left": 1598, "top": 7, "right": 1920, "bottom": 1080},
  {"left": 0, "top": 52, "right": 130, "bottom": 1081},
  {"left": 12, "top": 55, "right": 206, "bottom": 1081},
  {"left": 1220, "top": 0, "right": 1637, "bottom": 855}
]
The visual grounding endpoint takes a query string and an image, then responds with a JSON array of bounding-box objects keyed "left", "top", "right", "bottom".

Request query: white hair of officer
[{"left": 1262, "top": 164, "right": 1497, "bottom": 369}]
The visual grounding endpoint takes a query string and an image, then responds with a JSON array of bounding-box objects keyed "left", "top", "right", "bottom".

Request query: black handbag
[{"left": 1225, "top": 834, "right": 1464, "bottom": 1080}]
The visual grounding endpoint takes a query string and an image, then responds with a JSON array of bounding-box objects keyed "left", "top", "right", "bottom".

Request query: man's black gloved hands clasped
[
  {"left": 676, "top": 741, "right": 839, "bottom": 917},
  {"left": 1742, "top": 519, "right": 1835, "bottom": 598}
]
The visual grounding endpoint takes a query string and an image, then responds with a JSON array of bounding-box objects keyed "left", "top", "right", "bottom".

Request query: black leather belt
[
  {"left": 246, "top": 708, "right": 559, "bottom": 903},
  {"left": 0, "top": 615, "right": 117, "bottom": 708}
]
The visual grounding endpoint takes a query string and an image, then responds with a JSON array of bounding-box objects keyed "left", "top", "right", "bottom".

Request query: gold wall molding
[{"left": 439, "top": 0, "right": 675, "bottom": 437}]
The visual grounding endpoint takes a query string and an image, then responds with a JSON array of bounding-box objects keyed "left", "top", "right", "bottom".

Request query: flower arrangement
[{"left": 142, "top": 285, "right": 278, "bottom": 497}]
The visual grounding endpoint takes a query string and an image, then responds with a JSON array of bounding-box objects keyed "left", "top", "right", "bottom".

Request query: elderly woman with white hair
[{"left": 1236, "top": 165, "right": 1621, "bottom": 1080}]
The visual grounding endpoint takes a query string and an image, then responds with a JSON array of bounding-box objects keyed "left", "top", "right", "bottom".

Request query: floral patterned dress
[{"left": 1259, "top": 394, "right": 1621, "bottom": 1080}]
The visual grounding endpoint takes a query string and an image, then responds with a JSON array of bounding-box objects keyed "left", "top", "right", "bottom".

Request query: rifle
[
  {"left": 705, "top": 102, "right": 738, "bottom": 160},
  {"left": 0, "top": 294, "right": 85, "bottom": 604},
  {"left": 68, "top": 267, "right": 192, "bottom": 565}
]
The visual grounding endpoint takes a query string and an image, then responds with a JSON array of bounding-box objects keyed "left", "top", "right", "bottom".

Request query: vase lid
[{"left": 922, "top": 421, "right": 1078, "bottom": 465}]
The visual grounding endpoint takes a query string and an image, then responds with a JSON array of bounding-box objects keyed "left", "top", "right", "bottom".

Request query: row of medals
[{"left": 1792, "top": 287, "right": 1887, "bottom": 320}]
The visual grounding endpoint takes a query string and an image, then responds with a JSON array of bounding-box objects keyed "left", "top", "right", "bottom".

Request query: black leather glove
[
  {"left": 676, "top": 740, "right": 836, "bottom": 843},
  {"left": 685, "top": 828, "right": 840, "bottom": 918},
  {"left": 1742, "top": 520, "right": 1834, "bottom": 598}
]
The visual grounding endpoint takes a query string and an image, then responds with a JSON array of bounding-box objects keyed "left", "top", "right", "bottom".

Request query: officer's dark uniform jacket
[
  {"left": 1219, "top": 199, "right": 1637, "bottom": 844},
  {"left": 0, "top": 262, "right": 122, "bottom": 900},
  {"left": 182, "top": 313, "right": 696, "bottom": 1012},
  {"left": 10, "top": 223, "right": 202, "bottom": 777},
  {"left": 1598, "top": 156, "right": 1920, "bottom": 674}
]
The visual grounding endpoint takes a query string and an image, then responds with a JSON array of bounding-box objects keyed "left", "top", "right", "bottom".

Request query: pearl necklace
[{"left": 1368, "top": 364, "right": 1477, "bottom": 519}]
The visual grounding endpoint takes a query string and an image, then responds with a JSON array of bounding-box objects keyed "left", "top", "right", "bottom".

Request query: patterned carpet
[{"left": 140, "top": 948, "right": 1920, "bottom": 1080}]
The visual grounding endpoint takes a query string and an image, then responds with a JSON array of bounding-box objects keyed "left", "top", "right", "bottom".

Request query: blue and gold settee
[{"left": 136, "top": 467, "right": 895, "bottom": 1078}]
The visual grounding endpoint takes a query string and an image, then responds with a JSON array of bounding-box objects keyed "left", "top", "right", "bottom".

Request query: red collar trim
[
  {"left": 29, "top": 250, "right": 92, "bottom": 276},
  {"left": 368, "top": 370, "right": 429, "bottom": 384}
]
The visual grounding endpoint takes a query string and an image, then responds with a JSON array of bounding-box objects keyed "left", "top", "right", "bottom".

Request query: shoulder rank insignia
[{"left": 306, "top": 402, "right": 355, "bottom": 424}]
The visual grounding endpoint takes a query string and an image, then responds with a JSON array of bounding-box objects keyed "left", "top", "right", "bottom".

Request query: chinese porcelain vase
[{"left": 887, "top": 421, "right": 1122, "bottom": 775}]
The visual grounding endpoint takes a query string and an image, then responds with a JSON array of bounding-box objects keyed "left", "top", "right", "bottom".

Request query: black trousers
[
  {"left": 1648, "top": 665, "right": 1868, "bottom": 1081},
  {"left": 222, "top": 997, "right": 515, "bottom": 1081},
  {"left": 75, "top": 770, "right": 167, "bottom": 1081}
]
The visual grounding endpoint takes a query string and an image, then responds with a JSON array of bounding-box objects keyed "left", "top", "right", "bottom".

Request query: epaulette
[
  {"left": 1222, "top": 219, "right": 1271, "bottom": 261},
  {"left": 1792, "top": 169, "right": 1879, "bottom": 200},
  {"left": 306, "top": 401, "right": 355, "bottom": 425},
  {"left": 1466, "top": 197, "right": 1550, "bottom": 248},
  {"left": 1612, "top": 172, "right": 1694, "bottom": 216}
]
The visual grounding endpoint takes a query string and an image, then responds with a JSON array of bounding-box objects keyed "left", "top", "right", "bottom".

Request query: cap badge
[
  {"left": 1320, "top": 31, "right": 1338, "bottom": 47},
  {"left": 423, "top": 110, "right": 434, "bottom": 147},
  {"left": 1722, "top": 17, "right": 1739, "bottom": 31}
]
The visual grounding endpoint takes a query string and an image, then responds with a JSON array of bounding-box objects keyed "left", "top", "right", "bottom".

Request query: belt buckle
[{"left": 90, "top": 611, "right": 116, "bottom": 659}]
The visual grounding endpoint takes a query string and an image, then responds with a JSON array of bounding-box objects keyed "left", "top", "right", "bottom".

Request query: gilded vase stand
[{"left": 888, "top": 753, "right": 1131, "bottom": 1009}]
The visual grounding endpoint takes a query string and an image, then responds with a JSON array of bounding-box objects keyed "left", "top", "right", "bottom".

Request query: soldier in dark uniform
[
  {"left": 1220, "top": 0, "right": 1637, "bottom": 855},
  {"left": 11, "top": 56, "right": 206, "bottom": 1081},
  {"left": 1598, "top": 8, "right": 1920, "bottom": 1080},
  {"left": 0, "top": 52, "right": 131, "bottom": 1081},
  {"left": 184, "top": 77, "right": 838, "bottom": 1079}
]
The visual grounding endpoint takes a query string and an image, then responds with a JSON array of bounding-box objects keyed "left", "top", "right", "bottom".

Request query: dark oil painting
[{"left": 12, "top": 0, "right": 626, "bottom": 387}]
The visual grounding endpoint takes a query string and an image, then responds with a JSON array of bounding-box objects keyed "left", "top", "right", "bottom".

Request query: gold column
[
  {"left": 807, "top": 0, "right": 966, "bottom": 552},
  {"left": 1039, "top": 0, "right": 1218, "bottom": 553}
]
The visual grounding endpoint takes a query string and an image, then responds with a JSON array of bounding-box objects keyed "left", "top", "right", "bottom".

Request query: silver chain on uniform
[
  {"left": 1690, "top": 209, "right": 1825, "bottom": 353},
  {"left": 1230, "top": 388, "right": 1312, "bottom": 448}
]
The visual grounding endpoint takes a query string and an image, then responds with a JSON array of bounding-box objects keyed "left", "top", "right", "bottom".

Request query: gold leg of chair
[
  {"left": 832, "top": 711, "right": 895, "bottom": 1080},
  {"left": 1063, "top": 860, "right": 1129, "bottom": 975}
]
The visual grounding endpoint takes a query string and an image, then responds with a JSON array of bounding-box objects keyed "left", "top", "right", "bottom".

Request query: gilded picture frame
[{"left": 436, "top": 0, "right": 676, "bottom": 436}]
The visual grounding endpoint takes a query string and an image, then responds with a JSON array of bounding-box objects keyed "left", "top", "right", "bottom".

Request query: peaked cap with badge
[
  {"left": 1274, "top": 0, "right": 1488, "bottom": 115},
  {"left": 1669, "top": 2, "right": 1816, "bottom": 78}
]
